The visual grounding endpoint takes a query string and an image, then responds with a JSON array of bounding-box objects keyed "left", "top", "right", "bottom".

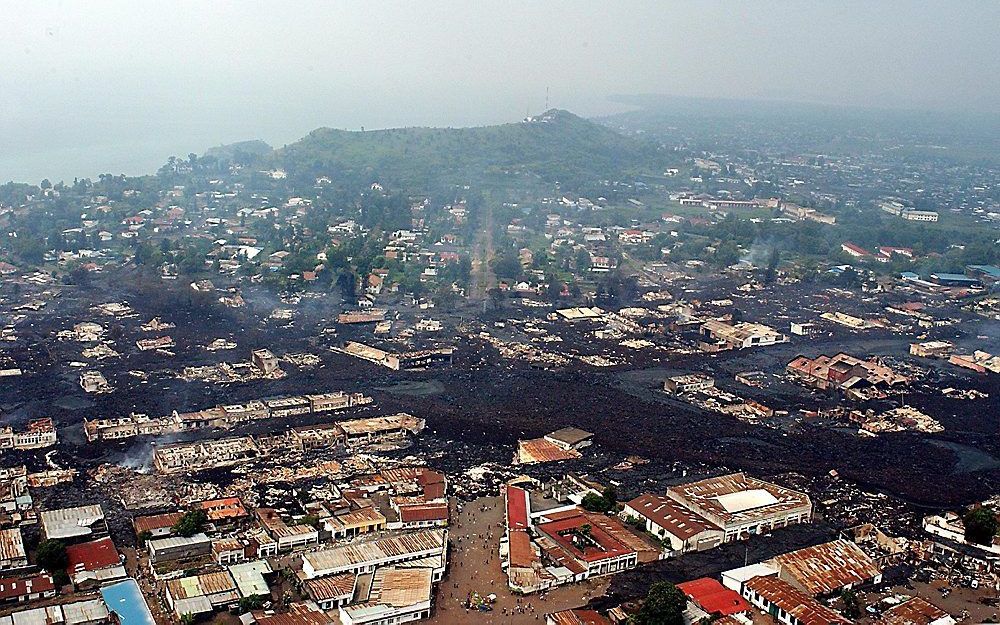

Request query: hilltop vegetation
[
  {"left": 204, "top": 140, "right": 273, "bottom": 164},
  {"left": 275, "top": 109, "right": 662, "bottom": 190}
]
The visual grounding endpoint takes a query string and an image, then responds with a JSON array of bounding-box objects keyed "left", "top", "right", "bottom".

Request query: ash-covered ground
[{"left": 2, "top": 270, "right": 999, "bottom": 518}]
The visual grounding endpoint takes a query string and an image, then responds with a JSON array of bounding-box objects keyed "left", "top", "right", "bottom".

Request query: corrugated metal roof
[
  {"left": 229, "top": 560, "right": 271, "bottom": 597},
  {"left": 0, "top": 528, "right": 25, "bottom": 562},
  {"left": 745, "top": 576, "right": 850, "bottom": 625},
  {"left": 772, "top": 539, "right": 881, "bottom": 596},
  {"left": 303, "top": 529, "right": 446, "bottom": 575}
]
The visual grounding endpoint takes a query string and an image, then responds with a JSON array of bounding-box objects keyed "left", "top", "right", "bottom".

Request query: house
[
  {"left": 323, "top": 507, "right": 387, "bottom": 539},
  {"left": 0, "top": 468, "right": 34, "bottom": 526},
  {"left": 841, "top": 242, "right": 870, "bottom": 258},
  {"left": 0, "top": 574, "right": 56, "bottom": 605},
  {"left": 339, "top": 567, "right": 434, "bottom": 625},
  {"left": 742, "top": 576, "right": 850, "bottom": 625},
  {"left": 228, "top": 560, "right": 271, "bottom": 600},
  {"left": 133, "top": 512, "right": 183, "bottom": 539},
  {"left": 880, "top": 596, "right": 955, "bottom": 625},
  {"left": 666, "top": 473, "right": 812, "bottom": 543},
  {"left": 543, "top": 428, "right": 594, "bottom": 452},
  {"left": 198, "top": 497, "right": 249, "bottom": 525},
  {"left": 0, "top": 598, "right": 109, "bottom": 625},
  {"left": 545, "top": 609, "right": 612, "bottom": 625},
  {"left": 40, "top": 505, "right": 107, "bottom": 542},
  {"left": 256, "top": 509, "right": 318, "bottom": 552},
  {"left": 535, "top": 511, "right": 638, "bottom": 579},
  {"left": 301, "top": 529, "right": 447, "bottom": 580},
  {"left": 676, "top": 578, "right": 750, "bottom": 618},
  {"left": 391, "top": 500, "right": 449, "bottom": 530},
  {"left": 699, "top": 321, "right": 787, "bottom": 351},
  {"left": 148, "top": 533, "right": 212, "bottom": 565},
  {"left": 304, "top": 573, "right": 357, "bottom": 610},
  {"left": 65, "top": 537, "right": 126, "bottom": 589},
  {"left": 622, "top": 494, "right": 722, "bottom": 553},
  {"left": 769, "top": 539, "right": 882, "bottom": 596},
  {"left": 0, "top": 529, "right": 27, "bottom": 571},
  {"left": 246, "top": 603, "right": 333, "bottom": 625},
  {"left": 212, "top": 538, "right": 248, "bottom": 565},
  {"left": 165, "top": 570, "right": 239, "bottom": 618}
]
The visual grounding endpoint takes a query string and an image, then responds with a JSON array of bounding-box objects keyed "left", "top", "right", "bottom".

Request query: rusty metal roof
[{"left": 772, "top": 539, "right": 881, "bottom": 596}]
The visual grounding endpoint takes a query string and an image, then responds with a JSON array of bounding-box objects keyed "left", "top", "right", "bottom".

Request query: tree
[
  {"left": 602, "top": 485, "right": 618, "bottom": 508},
  {"left": 238, "top": 595, "right": 266, "bottom": 613},
  {"left": 545, "top": 274, "right": 563, "bottom": 302},
  {"left": 964, "top": 506, "right": 999, "bottom": 545},
  {"left": 630, "top": 581, "right": 687, "bottom": 625},
  {"left": 493, "top": 249, "right": 522, "bottom": 281},
  {"left": 36, "top": 539, "right": 68, "bottom": 572},
  {"left": 172, "top": 509, "right": 208, "bottom": 537},
  {"left": 581, "top": 492, "right": 613, "bottom": 513},
  {"left": 840, "top": 588, "right": 861, "bottom": 619}
]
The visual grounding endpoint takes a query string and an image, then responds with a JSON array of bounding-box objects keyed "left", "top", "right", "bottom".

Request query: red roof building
[
  {"left": 546, "top": 608, "right": 612, "bottom": 625},
  {"left": 65, "top": 537, "right": 121, "bottom": 573},
  {"left": 506, "top": 486, "right": 529, "bottom": 531},
  {"left": 64, "top": 537, "right": 126, "bottom": 588},
  {"left": 0, "top": 574, "right": 56, "bottom": 604},
  {"left": 536, "top": 510, "right": 638, "bottom": 577},
  {"left": 677, "top": 578, "right": 750, "bottom": 616},
  {"left": 841, "top": 242, "right": 870, "bottom": 258},
  {"left": 198, "top": 497, "right": 248, "bottom": 522}
]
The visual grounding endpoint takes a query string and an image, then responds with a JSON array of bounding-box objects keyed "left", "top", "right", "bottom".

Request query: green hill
[
  {"left": 275, "top": 109, "right": 659, "bottom": 189},
  {"left": 204, "top": 140, "right": 273, "bottom": 162}
]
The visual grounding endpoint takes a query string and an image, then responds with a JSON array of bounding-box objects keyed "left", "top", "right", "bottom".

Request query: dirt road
[{"left": 429, "top": 495, "right": 609, "bottom": 624}]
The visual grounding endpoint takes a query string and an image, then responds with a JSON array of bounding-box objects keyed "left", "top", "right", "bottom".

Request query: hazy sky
[{"left": 2, "top": 1, "right": 998, "bottom": 182}]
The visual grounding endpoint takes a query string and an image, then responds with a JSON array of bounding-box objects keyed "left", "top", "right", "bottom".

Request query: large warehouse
[{"left": 666, "top": 473, "right": 812, "bottom": 543}]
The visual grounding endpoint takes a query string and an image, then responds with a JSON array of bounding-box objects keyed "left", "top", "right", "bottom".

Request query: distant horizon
[{"left": 5, "top": 90, "right": 998, "bottom": 187}]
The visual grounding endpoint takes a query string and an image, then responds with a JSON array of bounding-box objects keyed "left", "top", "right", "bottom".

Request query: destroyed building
[
  {"left": 337, "top": 341, "right": 454, "bottom": 370},
  {"left": 664, "top": 373, "right": 715, "bottom": 394},
  {"left": 84, "top": 390, "right": 372, "bottom": 442},
  {"left": 699, "top": 320, "right": 788, "bottom": 351},
  {"left": 0, "top": 468, "right": 34, "bottom": 526},
  {"left": 786, "top": 352, "right": 908, "bottom": 398},
  {"left": 153, "top": 437, "right": 260, "bottom": 474},
  {"left": 337, "top": 413, "right": 426, "bottom": 446},
  {"left": 0, "top": 419, "right": 57, "bottom": 451},
  {"left": 250, "top": 348, "right": 280, "bottom": 375},
  {"left": 135, "top": 335, "right": 175, "bottom": 351},
  {"left": 79, "top": 370, "right": 112, "bottom": 393},
  {"left": 516, "top": 428, "right": 594, "bottom": 465}
]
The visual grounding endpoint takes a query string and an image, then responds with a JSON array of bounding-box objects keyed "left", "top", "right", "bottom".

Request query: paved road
[{"left": 429, "top": 495, "right": 609, "bottom": 624}]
